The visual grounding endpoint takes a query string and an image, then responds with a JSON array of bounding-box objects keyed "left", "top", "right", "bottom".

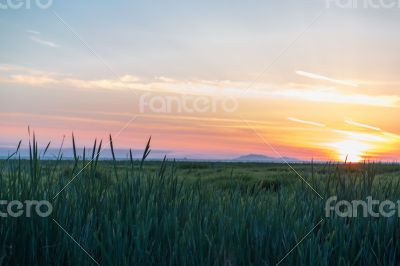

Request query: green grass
[{"left": 0, "top": 135, "right": 399, "bottom": 265}]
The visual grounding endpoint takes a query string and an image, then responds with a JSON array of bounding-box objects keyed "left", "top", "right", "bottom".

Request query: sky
[{"left": 1, "top": 0, "right": 400, "bottom": 161}]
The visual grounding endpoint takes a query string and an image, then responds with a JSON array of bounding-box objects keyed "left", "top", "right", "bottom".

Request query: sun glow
[{"left": 327, "top": 140, "right": 372, "bottom": 162}]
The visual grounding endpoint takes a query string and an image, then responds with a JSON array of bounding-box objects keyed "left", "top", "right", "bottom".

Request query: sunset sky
[{"left": 1, "top": 0, "right": 400, "bottom": 161}]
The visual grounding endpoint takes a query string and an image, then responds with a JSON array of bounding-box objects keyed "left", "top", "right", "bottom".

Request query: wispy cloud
[
  {"left": 27, "top": 30, "right": 59, "bottom": 48},
  {"left": 345, "top": 120, "right": 382, "bottom": 131},
  {"left": 287, "top": 117, "right": 326, "bottom": 127},
  {"left": 8, "top": 74, "right": 58, "bottom": 86},
  {"left": 29, "top": 35, "right": 59, "bottom": 48},
  {"left": 331, "top": 129, "right": 386, "bottom": 142},
  {"left": 296, "top": 70, "right": 359, "bottom": 88},
  {"left": 0, "top": 64, "right": 59, "bottom": 75},
  {"left": 344, "top": 120, "right": 400, "bottom": 141},
  {"left": 74, "top": 77, "right": 398, "bottom": 108},
  {"left": 26, "top": 30, "right": 40, "bottom": 35},
  {"left": 1, "top": 64, "right": 399, "bottom": 108},
  {"left": 267, "top": 88, "right": 399, "bottom": 108},
  {"left": 382, "top": 132, "right": 400, "bottom": 139}
]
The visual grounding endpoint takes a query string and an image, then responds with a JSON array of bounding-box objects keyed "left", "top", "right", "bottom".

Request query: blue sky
[{"left": 1, "top": 0, "right": 400, "bottom": 81}]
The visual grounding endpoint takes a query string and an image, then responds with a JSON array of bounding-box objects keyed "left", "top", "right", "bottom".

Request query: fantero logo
[
  {"left": 326, "top": 0, "right": 400, "bottom": 8},
  {"left": 0, "top": 200, "right": 53, "bottom": 218},
  {"left": 139, "top": 93, "right": 239, "bottom": 114},
  {"left": 0, "top": 0, "right": 53, "bottom": 10},
  {"left": 325, "top": 196, "right": 400, "bottom": 218}
]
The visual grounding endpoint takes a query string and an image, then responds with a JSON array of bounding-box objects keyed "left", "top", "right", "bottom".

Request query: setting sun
[{"left": 327, "top": 140, "right": 372, "bottom": 162}]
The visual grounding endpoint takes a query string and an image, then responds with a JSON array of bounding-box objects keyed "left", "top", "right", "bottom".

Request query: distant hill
[{"left": 233, "top": 154, "right": 300, "bottom": 163}]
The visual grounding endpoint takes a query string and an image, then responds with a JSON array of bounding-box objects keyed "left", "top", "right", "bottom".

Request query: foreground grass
[{"left": 0, "top": 136, "right": 399, "bottom": 265}]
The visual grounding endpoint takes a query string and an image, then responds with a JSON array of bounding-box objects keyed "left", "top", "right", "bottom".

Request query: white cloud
[
  {"left": 382, "top": 132, "right": 400, "bottom": 139},
  {"left": 331, "top": 130, "right": 386, "bottom": 142},
  {"left": 296, "top": 70, "right": 359, "bottom": 88},
  {"left": 287, "top": 117, "right": 326, "bottom": 127},
  {"left": 26, "top": 30, "right": 40, "bottom": 35},
  {"left": 29, "top": 35, "right": 59, "bottom": 48},
  {"left": 0, "top": 65, "right": 399, "bottom": 108},
  {"left": 343, "top": 120, "right": 400, "bottom": 141},
  {"left": 345, "top": 120, "right": 382, "bottom": 131},
  {"left": 264, "top": 88, "right": 399, "bottom": 108},
  {"left": 8, "top": 74, "right": 57, "bottom": 86}
]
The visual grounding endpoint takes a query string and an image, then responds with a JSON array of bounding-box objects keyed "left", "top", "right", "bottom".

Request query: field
[{"left": 0, "top": 137, "right": 400, "bottom": 265}]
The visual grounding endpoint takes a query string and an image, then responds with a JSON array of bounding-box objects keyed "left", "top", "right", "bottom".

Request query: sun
[{"left": 327, "top": 140, "right": 372, "bottom": 163}]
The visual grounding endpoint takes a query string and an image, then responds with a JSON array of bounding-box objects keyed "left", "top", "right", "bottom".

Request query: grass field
[{"left": 0, "top": 136, "right": 400, "bottom": 265}]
